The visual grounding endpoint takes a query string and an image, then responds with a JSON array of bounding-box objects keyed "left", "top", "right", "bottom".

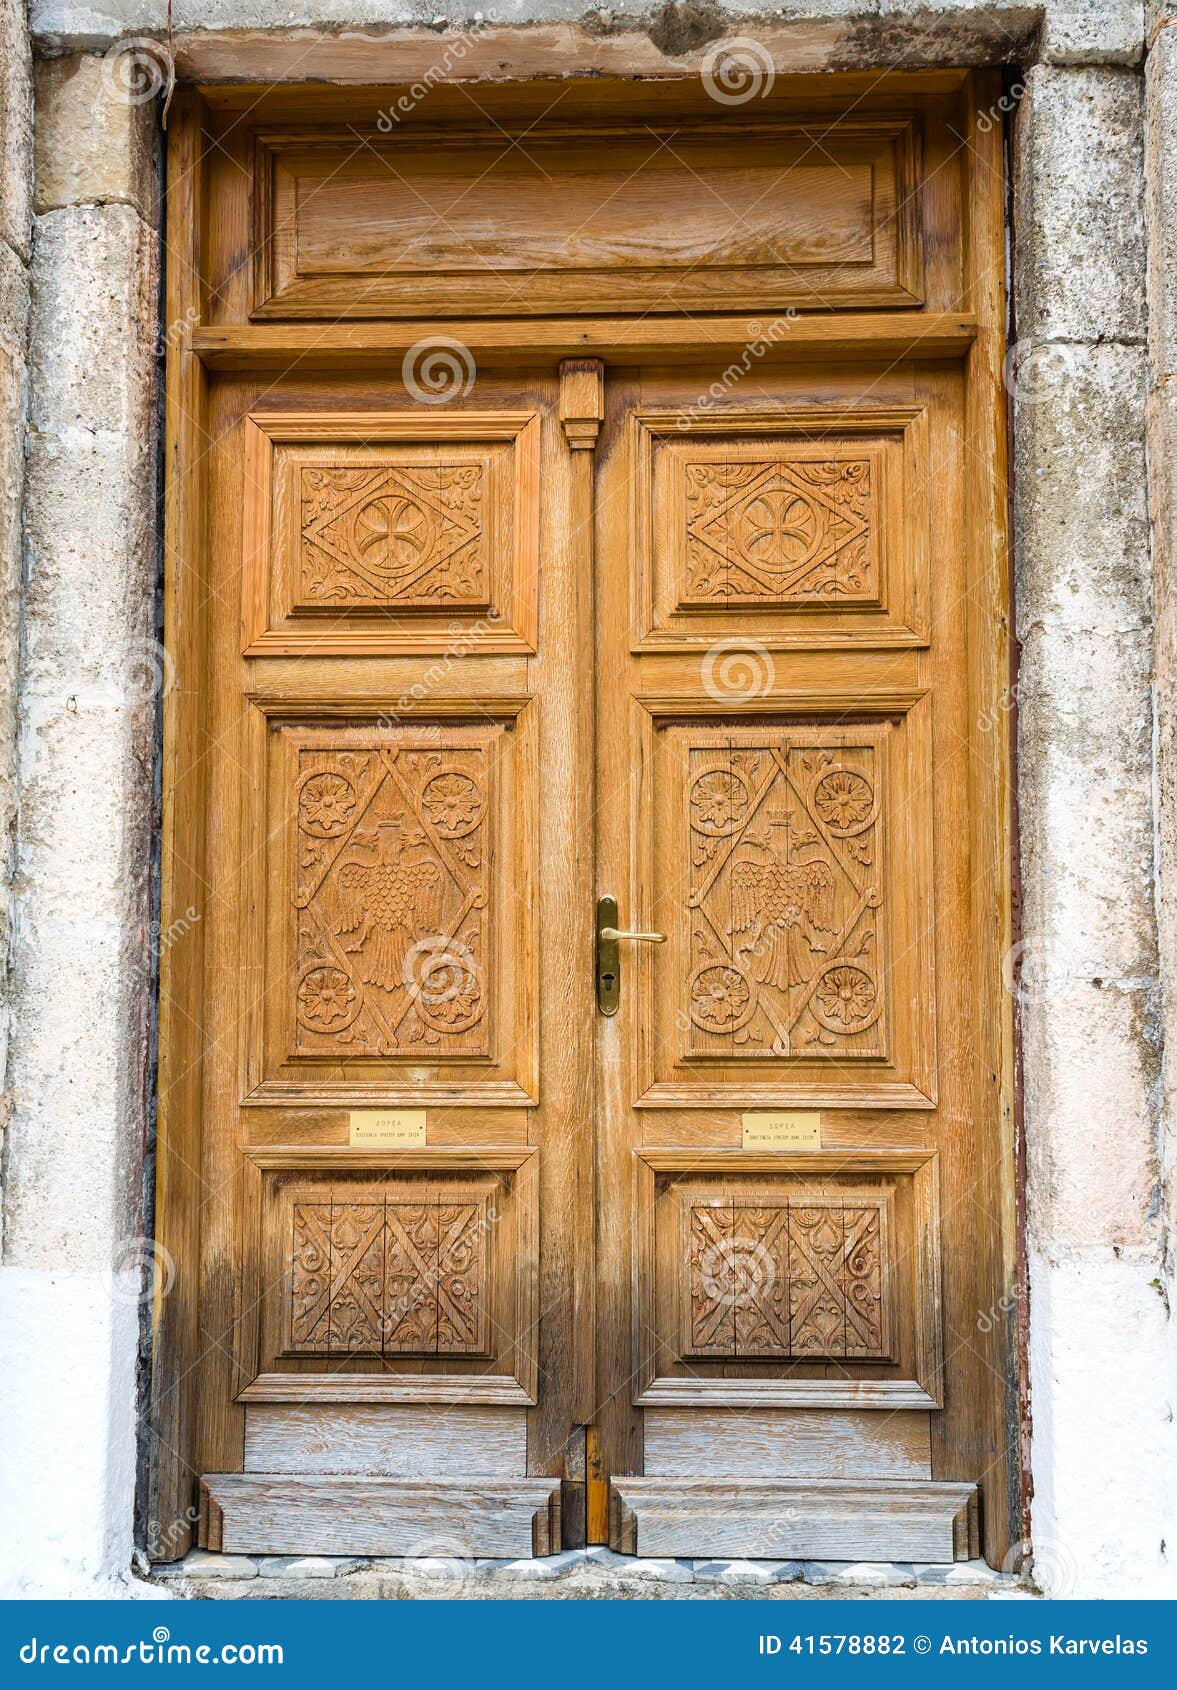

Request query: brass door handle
[{"left": 597, "top": 896, "right": 663, "bottom": 1016}]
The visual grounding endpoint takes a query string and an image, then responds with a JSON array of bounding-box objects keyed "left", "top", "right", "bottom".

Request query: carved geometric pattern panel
[
  {"left": 631, "top": 409, "right": 934, "bottom": 653},
  {"left": 683, "top": 457, "right": 875, "bottom": 606},
  {"left": 292, "top": 737, "right": 489, "bottom": 1060},
  {"left": 241, "top": 413, "right": 540, "bottom": 657},
  {"left": 289, "top": 1196, "right": 489, "bottom": 1358},
  {"left": 683, "top": 1195, "right": 889, "bottom": 1361},
  {"left": 685, "top": 733, "right": 886, "bottom": 1061},
  {"left": 299, "top": 462, "right": 487, "bottom": 609}
]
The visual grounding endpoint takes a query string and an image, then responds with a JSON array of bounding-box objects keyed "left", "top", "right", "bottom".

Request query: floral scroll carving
[
  {"left": 290, "top": 1195, "right": 489, "bottom": 1357},
  {"left": 684, "top": 1195, "right": 888, "bottom": 1360},
  {"left": 685, "top": 736, "right": 885, "bottom": 1059},
  {"left": 300, "top": 463, "right": 487, "bottom": 607},
  {"left": 291, "top": 737, "right": 490, "bottom": 1059},
  {"left": 683, "top": 457, "right": 874, "bottom": 605}
]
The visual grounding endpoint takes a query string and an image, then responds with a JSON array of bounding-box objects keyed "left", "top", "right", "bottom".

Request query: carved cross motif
[
  {"left": 300, "top": 462, "right": 486, "bottom": 606},
  {"left": 683, "top": 457, "right": 874, "bottom": 605}
]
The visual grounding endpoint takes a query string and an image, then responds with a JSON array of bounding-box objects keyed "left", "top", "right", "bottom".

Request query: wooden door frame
[{"left": 146, "top": 70, "right": 1018, "bottom": 1565}]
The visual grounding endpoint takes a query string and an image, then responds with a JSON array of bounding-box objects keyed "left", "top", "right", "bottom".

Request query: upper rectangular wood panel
[{"left": 250, "top": 120, "right": 924, "bottom": 319}]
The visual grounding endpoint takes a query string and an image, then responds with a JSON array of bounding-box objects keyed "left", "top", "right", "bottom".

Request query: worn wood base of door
[
  {"left": 610, "top": 1479, "right": 979, "bottom": 1564},
  {"left": 200, "top": 1475, "right": 563, "bottom": 1558}
]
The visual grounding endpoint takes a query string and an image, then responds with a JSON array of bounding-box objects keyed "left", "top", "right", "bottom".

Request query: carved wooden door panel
[
  {"left": 190, "top": 366, "right": 594, "bottom": 1560},
  {"left": 153, "top": 75, "right": 1012, "bottom": 1569},
  {"left": 594, "top": 355, "right": 1009, "bottom": 1565}
]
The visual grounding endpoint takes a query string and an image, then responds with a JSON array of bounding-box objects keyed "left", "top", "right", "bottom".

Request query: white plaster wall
[
  {"left": 0, "top": 1271, "right": 145, "bottom": 1598},
  {"left": 0, "top": 0, "right": 1174, "bottom": 1602}
]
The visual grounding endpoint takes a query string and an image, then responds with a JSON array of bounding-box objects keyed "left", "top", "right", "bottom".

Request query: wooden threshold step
[
  {"left": 200, "top": 1474, "right": 562, "bottom": 1559},
  {"left": 610, "top": 1477, "right": 979, "bottom": 1565}
]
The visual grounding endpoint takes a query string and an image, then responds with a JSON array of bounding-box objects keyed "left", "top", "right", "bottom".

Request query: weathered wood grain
[
  {"left": 191, "top": 315, "right": 979, "bottom": 372},
  {"left": 643, "top": 1409, "right": 932, "bottom": 1480},
  {"left": 147, "top": 91, "right": 208, "bottom": 1562},
  {"left": 243, "top": 1404, "right": 527, "bottom": 1476},
  {"left": 252, "top": 122, "right": 922, "bottom": 318},
  {"left": 610, "top": 1477, "right": 977, "bottom": 1563},
  {"left": 201, "top": 1475, "right": 560, "bottom": 1557}
]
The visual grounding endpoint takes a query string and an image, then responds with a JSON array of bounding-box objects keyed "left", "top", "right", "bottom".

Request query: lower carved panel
[
  {"left": 289, "top": 1194, "right": 490, "bottom": 1358},
  {"left": 634, "top": 1150, "right": 942, "bottom": 1409},
  {"left": 241, "top": 1149, "right": 538, "bottom": 1401},
  {"left": 684, "top": 1193, "right": 890, "bottom": 1361}
]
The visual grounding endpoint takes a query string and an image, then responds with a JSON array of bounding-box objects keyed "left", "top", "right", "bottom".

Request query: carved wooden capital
[{"left": 559, "top": 357, "right": 605, "bottom": 450}]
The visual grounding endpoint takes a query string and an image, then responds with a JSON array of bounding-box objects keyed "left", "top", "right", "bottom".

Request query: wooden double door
[{"left": 152, "top": 75, "right": 1016, "bottom": 1568}]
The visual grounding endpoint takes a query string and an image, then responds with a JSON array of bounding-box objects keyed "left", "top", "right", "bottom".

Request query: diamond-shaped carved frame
[
  {"left": 240, "top": 693, "right": 537, "bottom": 1110},
  {"left": 680, "top": 1190, "right": 895, "bottom": 1362},
  {"left": 633, "top": 694, "right": 936, "bottom": 1111},
  {"left": 241, "top": 411, "right": 540, "bottom": 656},
  {"left": 235, "top": 1147, "right": 539, "bottom": 1406},
  {"left": 632, "top": 406, "right": 930, "bottom": 652}
]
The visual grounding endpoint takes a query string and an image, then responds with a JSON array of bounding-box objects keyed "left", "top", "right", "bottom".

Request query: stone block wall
[
  {"left": 0, "top": 27, "right": 160, "bottom": 1597},
  {"left": 1013, "top": 56, "right": 1175, "bottom": 1597},
  {"left": 0, "top": 0, "right": 1174, "bottom": 1601}
]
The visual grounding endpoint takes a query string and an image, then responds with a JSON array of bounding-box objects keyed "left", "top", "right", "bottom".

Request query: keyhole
[{"left": 601, "top": 972, "right": 616, "bottom": 991}]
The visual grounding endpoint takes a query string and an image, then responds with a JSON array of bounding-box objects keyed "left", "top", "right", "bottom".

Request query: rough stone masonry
[{"left": 0, "top": 0, "right": 1175, "bottom": 1600}]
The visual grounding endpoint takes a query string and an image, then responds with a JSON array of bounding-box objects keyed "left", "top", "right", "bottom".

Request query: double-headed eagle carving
[
  {"left": 730, "top": 855, "right": 836, "bottom": 991},
  {"left": 335, "top": 818, "right": 444, "bottom": 991}
]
